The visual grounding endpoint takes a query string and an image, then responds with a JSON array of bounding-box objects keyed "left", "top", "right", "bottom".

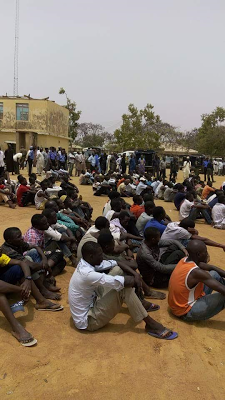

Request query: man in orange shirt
[
  {"left": 130, "top": 195, "right": 145, "bottom": 219},
  {"left": 168, "top": 240, "right": 225, "bottom": 321},
  {"left": 201, "top": 181, "right": 215, "bottom": 200}
]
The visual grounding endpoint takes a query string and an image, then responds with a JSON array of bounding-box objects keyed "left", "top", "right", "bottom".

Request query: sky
[{"left": 1, "top": 0, "right": 225, "bottom": 132}]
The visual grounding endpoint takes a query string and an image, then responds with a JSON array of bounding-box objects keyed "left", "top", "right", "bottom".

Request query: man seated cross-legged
[
  {"left": 168, "top": 240, "right": 225, "bottom": 321},
  {"left": 69, "top": 241, "right": 178, "bottom": 340}
]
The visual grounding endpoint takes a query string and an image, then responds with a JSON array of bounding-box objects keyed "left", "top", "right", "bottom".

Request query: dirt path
[{"left": 0, "top": 171, "right": 225, "bottom": 400}]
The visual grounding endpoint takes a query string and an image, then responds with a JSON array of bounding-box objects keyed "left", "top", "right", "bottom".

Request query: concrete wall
[{"left": 0, "top": 97, "right": 69, "bottom": 151}]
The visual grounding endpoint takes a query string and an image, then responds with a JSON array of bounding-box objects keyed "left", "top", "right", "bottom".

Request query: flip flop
[
  {"left": 36, "top": 305, "right": 64, "bottom": 312},
  {"left": 11, "top": 332, "right": 37, "bottom": 347},
  {"left": 148, "top": 328, "right": 178, "bottom": 340},
  {"left": 146, "top": 303, "right": 160, "bottom": 312},
  {"left": 10, "top": 301, "right": 25, "bottom": 314}
]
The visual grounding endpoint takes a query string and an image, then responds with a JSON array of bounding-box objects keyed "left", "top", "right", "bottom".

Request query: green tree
[
  {"left": 197, "top": 107, "right": 225, "bottom": 156},
  {"left": 114, "top": 104, "right": 161, "bottom": 151},
  {"left": 59, "top": 88, "right": 81, "bottom": 140},
  {"left": 75, "top": 123, "right": 112, "bottom": 148}
]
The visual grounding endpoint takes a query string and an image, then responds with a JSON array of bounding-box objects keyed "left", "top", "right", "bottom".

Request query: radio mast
[{"left": 13, "top": 0, "right": 19, "bottom": 96}]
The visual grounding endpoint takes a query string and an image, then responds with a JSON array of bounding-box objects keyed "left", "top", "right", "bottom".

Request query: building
[{"left": 0, "top": 95, "right": 70, "bottom": 152}]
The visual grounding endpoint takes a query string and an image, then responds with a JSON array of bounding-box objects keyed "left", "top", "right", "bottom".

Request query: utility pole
[{"left": 13, "top": 0, "right": 19, "bottom": 96}]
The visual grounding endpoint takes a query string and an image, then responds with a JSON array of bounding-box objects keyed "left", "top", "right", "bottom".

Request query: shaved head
[{"left": 187, "top": 240, "right": 208, "bottom": 264}]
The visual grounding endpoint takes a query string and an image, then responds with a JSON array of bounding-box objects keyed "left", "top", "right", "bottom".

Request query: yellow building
[{"left": 0, "top": 95, "right": 70, "bottom": 152}]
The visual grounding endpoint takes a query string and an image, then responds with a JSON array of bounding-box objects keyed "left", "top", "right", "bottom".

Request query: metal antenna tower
[{"left": 13, "top": 0, "right": 19, "bottom": 96}]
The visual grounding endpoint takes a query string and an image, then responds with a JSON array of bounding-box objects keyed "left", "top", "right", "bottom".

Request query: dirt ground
[{"left": 0, "top": 170, "right": 225, "bottom": 400}]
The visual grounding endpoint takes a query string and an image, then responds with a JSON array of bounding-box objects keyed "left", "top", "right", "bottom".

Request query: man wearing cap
[{"left": 136, "top": 177, "right": 151, "bottom": 196}]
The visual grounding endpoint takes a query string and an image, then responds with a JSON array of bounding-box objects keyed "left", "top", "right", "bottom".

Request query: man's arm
[
  {"left": 159, "top": 239, "right": 187, "bottom": 253},
  {"left": 138, "top": 248, "right": 175, "bottom": 274},
  {"left": 199, "top": 262, "right": 225, "bottom": 278},
  {"left": 0, "top": 280, "right": 22, "bottom": 294},
  {"left": 192, "top": 235, "right": 225, "bottom": 251},
  {"left": 188, "top": 268, "right": 225, "bottom": 296}
]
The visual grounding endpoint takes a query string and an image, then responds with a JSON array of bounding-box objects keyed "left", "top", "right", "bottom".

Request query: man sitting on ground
[
  {"left": 130, "top": 195, "right": 145, "bottom": 219},
  {"left": 174, "top": 184, "right": 186, "bottom": 210},
  {"left": 212, "top": 195, "right": 225, "bottom": 229},
  {"left": 168, "top": 240, "right": 225, "bottom": 321},
  {"left": 136, "top": 201, "right": 155, "bottom": 237},
  {"left": 69, "top": 241, "right": 178, "bottom": 340},
  {"left": 137, "top": 227, "right": 186, "bottom": 288},
  {"left": 35, "top": 179, "right": 50, "bottom": 210},
  {"left": 179, "top": 192, "right": 212, "bottom": 224},
  {"left": 17, "top": 175, "right": 36, "bottom": 207},
  {"left": 144, "top": 206, "right": 168, "bottom": 236},
  {"left": 201, "top": 181, "right": 215, "bottom": 200}
]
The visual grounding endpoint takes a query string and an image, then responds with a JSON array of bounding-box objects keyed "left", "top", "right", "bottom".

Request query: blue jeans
[
  {"left": 0, "top": 265, "right": 24, "bottom": 284},
  {"left": 189, "top": 207, "right": 212, "bottom": 225},
  {"left": 182, "top": 271, "right": 225, "bottom": 321},
  {"left": 45, "top": 227, "right": 72, "bottom": 258},
  {"left": 25, "top": 249, "right": 42, "bottom": 263}
]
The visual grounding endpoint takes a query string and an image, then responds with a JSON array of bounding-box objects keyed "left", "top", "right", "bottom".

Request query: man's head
[
  {"left": 140, "top": 177, "right": 146, "bottom": 183},
  {"left": 3, "top": 227, "right": 23, "bottom": 246},
  {"left": 143, "top": 193, "right": 153, "bottom": 203},
  {"left": 81, "top": 241, "right": 103, "bottom": 266},
  {"left": 133, "top": 195, "right": 143, "bottom": 206},
  {"left": 218, "top": 195, "right": 225, "bottom": 204},
  {"left": 64, "top": 196, "right": 73, "bottom": 209},
  {"left": 95, "top": 216, "right": 110, "bottom": 231},
  {"left": 179, "top": 218, "right": 195, "bottom": 230},
  {"left": 18, "top": 175, "right": 27, "bottom": 186},
  {"left": 111, "top": 198, "right": 122, "bottom": 212},
  {"left": 144, "top": 227, "right": 160, "bottom": 246},
  {"left": 186, "top": 240, "right": 208, "bottom": 264},
  {"left": 29, "top": 176, "right": 36, "bottom": 185},
  {"left": 177, "top": 184, "right": 184, "bottom": 193},
  {"left": 42, "top": 209, "right": 57, "bottom": 225},
  {"left": 119, "top": 211, "right": 130, "bottom": 228},
  {"left": 144, "top": 201, "right": 155, "bottom": 216},
  {"left": 185, "top": 192, "right": 194, "bottom": 202},
  {"left": 40, "top": 179, "right": 49, "bottom": 191},
  {"left": 207, "top": 181, "right": 212, "bottom": 187},
  {"left": 45, "top": 200, "right": 59, "bottom": 213},
  {"left": 124, "top": 179, "right": 130, "bottom": 186},
  {"left": 97, "top": 229, "right": 115, "bottom": 254},
  {"left": 152, "top": 206, "right": 166, "bottom": 221},
  {"left": 31, "top": 214, "right": 49, "bottom": 231}
]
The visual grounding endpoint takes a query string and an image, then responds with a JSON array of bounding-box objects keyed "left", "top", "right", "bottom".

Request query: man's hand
[
  {"left": 134, "top": 274, "right": 142, "bottom": 296},
  {"left": 20, "top": 280, "right": 32, "bottom": 299}
]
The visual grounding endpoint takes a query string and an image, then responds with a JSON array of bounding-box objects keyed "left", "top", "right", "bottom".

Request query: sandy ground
[{"left": 0, "top": 170, "right": 225, "bottom": 400}]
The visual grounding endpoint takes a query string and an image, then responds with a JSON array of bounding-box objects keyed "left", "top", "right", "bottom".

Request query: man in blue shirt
[
  {"left": 27, "top": 146, "right": 34, "bottom": 176},
  {"left": 203, "top": 158, "right": 208, "bottom": 181},
  {"left": 49, "top": 147, "right": 57, "bottom": 169},
  {"left": 144, "top": 206, "right": 167, "bottom": 236}
]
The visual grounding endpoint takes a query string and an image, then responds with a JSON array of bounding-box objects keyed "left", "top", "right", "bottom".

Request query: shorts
[{"left": 0, "top": 265, "right": 24, "bottom": 284}]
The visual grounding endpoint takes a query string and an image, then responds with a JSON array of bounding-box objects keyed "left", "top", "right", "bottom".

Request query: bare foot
[
  {"left": 40, "top": 288, "right": 61, "bottom": 300},
  {"left": 144, "top": 289, "right": 166, "bottom": 300},
  {"left": 35, "top": 300, "right": 63, "bottom": 311},
  {"left": 44, "top": 281, "right": 61, "bottom": 292}
]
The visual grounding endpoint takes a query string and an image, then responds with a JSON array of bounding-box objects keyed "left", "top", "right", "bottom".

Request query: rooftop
[{"left": 0, "top": 94, "right": 55, "bottom": 102}]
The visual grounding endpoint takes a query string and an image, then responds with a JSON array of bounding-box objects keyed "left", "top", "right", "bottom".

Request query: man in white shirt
[
  {"left": 0, "top": 146, "right": 5, "bottom": 175},
  {"left": 68, "top": 241, "right": 178, "bottom": 340},
  {"left": 212, "top": 195, "right": 225, "bottom": 229},
  {"left": 136, "top": 177, "right": 151, "bottom": 196},
  {"left": 180, "top": 193, "right": 212, "bottom": 224}
]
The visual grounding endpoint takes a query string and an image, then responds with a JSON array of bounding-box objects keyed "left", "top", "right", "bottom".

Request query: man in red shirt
[
  {"left": 130, "top": 195, "right": 145, "bottom": 219},
  {"left": 17, "top": 176, "right": 36, "bottom": 207}
]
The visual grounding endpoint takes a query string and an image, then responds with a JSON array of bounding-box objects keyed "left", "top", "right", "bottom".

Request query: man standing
[
  {"left": 27, "top": 146, "right": 34, "bottom": 176},
  {"left": 0, "top": 147, "right": 4, "bottom": 176},
  {"left": 160, "top": 157, "right": 167, "bottom": 179},
  {"left": 203, "top": 158, "right": 208, "bottom": 181}
]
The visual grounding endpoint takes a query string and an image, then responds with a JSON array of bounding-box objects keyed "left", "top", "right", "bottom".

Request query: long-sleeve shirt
[
  {"left": 136, "top": 240, "right": 185, "bottom": 285},
  {"left": 57, "top": 212, "right": 79, "bottom": 233},
  {"left": 68, "top": 259, "right": 124, "bottom": 329}
]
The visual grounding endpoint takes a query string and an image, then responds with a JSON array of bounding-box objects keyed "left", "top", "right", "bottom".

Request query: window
[
  {"left": 0, "top": 102, "right": 3, "bottom": 120},
  {"left": 16, "top": 103, "right": 29, "bottom": 121}
]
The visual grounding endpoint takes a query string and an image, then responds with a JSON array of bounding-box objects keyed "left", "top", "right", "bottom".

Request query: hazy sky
[{"left": 1, "top": 0, "right": 225, "bottom": 132}]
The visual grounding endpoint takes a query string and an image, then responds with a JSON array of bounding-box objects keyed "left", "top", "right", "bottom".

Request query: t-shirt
[
  {"left": 136, "top": 212, "right": 153, "bottom": 236},
  {"left": 144, "top": 219, "right": 166, "bottom": 235},
  {"left": 212, "top": 203, "right": 225, "bottom": 228},
  {"left": 35, "top": 190, "right": 46, "bottom": 209},
  {"left": 161, "top": 222, "right": 191, "bottom": 242},
  {"left": 130, "top": 204, "right": 145, "bottom": 219},
  {"left": 179, "top": 199, "right": 194, "bottom": 220},
  {"left": 105, "top": 210, "right": 115, "bottom": 221},
  {"left": 136, "top": 182, "right": 147, "bottom": 196},
  {"left": 201, "top": 185, "right": 214, "bottom": 200},
  {"left": 164, "top": 187, "right": 174, "bottom": 202},
  {"left": 174, "top": 192, "right": 186, "bottom": 210},
  {"left": 17, "top": 185, "right": 30, "bottom": 207},
  {"left": 168, "top": 258, "right": 205, "bottom": 316}
]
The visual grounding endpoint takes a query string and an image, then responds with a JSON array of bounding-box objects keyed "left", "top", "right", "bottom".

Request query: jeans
[
  {"left": 45, "top": 228, "right": 72, "bottom": 259},
  {"left": 189, "top": 207, "right": 212, "bottom": 224},
  {"left": 182, "top": 271, "right": 225, "bottom": 321},
  {"left": 0, "top": 265, "right": 24, "bottom": 284}
]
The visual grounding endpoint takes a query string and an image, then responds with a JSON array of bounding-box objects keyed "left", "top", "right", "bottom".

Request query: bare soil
[{"left": 0, "top": 171, "right": 225, "bottom": 400}]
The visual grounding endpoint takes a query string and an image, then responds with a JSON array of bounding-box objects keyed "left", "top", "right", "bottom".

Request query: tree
[
  {"left": 197, "top": 107, "right": 225, "bottom": 156},
  {"left": 114, "top": 103, "right": 181, "bottom": 151},
  {"left": 114, "top": 104, "right": 161, "bottom": 151},
  {"left": 75, "top": 123, "right": 112, "bottom": 148},
  {"left": 59, "top": 88, "right": 81, "bottom": 140},
  {"left": 178, "top": 128, "right": 199, "bottom": 151}
]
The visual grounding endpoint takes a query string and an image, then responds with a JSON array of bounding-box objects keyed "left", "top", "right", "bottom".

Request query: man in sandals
[
  {"left": 168, "top": 240, "right": 225, "bottom": 321},
  {"left": 69, "top": 241, "right": 178, "bottom": 340}
]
